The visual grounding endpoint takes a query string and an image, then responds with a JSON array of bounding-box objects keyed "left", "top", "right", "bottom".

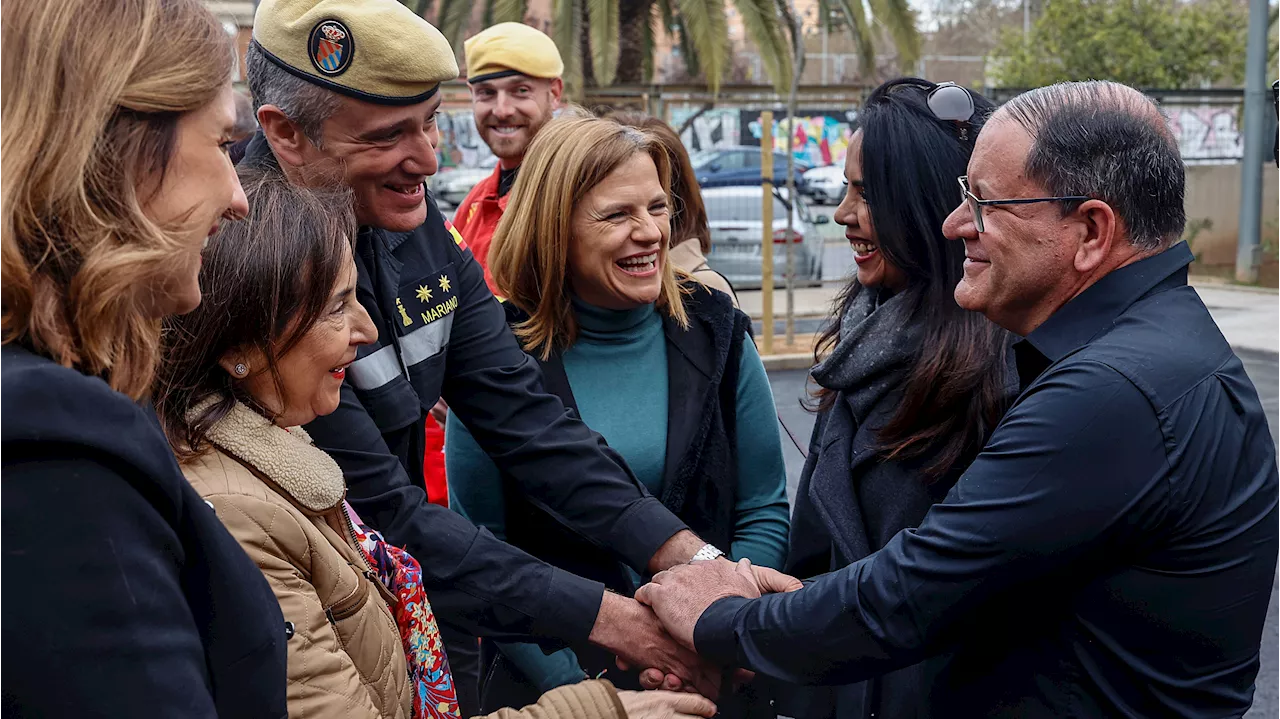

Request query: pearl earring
[{"left": 233, "top": 363, "right": 248, "bottom": 377}]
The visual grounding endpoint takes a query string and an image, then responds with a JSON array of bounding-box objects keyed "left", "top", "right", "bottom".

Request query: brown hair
[
  {"left": 608, "top": 111, "right": 712, "bottom": 253},
  {"left": 489, "top": 114, "right": 689, "bottom": 360},
  {"left": 1, "top": 0, "right": 236, "bottom": 400},
  {"left": 155, "top": 169, "right": 355, "bottom": 460}
]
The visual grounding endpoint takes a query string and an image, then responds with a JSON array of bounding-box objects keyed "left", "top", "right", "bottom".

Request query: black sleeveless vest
[{"left": 499, "top": 282, "right": 752, "bottom": 596}]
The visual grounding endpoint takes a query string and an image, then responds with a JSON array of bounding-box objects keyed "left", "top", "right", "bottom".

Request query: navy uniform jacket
[
  {"left": 242, "top": 134, "right": 686, "bottom": 644},
  {"left": 697, "top": 242, "right": 1279, "bottom": 717}
]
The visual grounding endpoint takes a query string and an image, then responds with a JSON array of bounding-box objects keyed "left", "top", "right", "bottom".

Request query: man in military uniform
[
  {"left": 452, "top": 22, "right": 563, "bottom": 295},
  {"left": 240, "top": 0, "right": 728, "bottom": 709}
]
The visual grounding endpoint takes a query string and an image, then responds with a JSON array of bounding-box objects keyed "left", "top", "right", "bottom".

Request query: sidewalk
[{"left": 741, "top": 278, "right": 1279, "bottom": 363}]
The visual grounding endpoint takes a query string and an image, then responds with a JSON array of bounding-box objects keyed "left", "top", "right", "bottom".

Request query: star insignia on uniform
[
  {"left": 416, "top": 284, "right": 433, "bottom": 302},
  {"left": 438, "top": 275, "right": 452, "bottom": 293}
]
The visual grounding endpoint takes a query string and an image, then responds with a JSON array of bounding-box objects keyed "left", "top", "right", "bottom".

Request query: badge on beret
[{"left": 308, "top": 19, "right": 353, "bottom": 76}]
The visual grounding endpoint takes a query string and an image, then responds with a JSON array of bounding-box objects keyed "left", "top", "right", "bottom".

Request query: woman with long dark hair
[{"left": 784, "top": 78, "right": 1017, "bottom": 718}]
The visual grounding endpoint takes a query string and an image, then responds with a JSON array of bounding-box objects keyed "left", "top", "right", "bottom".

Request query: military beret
[
  {"left": 464, "top": 23, "right": 564, "bottom": 84},
  {"left": 252, "top": 0, "right": 459, "bottom": 106}
]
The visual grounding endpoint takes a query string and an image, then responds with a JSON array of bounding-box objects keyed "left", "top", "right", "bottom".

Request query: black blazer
[{"left": 1, "top": 344, "right": 287, "bottom": 718}]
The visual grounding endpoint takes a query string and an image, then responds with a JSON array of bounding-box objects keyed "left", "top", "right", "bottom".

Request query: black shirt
[
  {"left": 696, "top": 242, "right": 1279, "bottom": 717},
  {"left": 498, "top": 166, "right": 518, "bottom": 197}
]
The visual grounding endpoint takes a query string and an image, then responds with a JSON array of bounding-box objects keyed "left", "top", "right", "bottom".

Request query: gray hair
[
  {"left": 245, "top": 42, "right": 342, "bottom": 146},
  {"left": 998, "top": 80, "right": 1186, "bottom": 252}
]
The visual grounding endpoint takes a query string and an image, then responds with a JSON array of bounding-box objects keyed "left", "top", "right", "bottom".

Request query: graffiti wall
[
  {"left": 668, "top": 105, "right": 856, "bottom": 168},
  {"left": 436, "top": 109, "right": 495, "bottom": 169},
  {"left": 1166, "top": 105, "right": 1243, "bottom": 165}
]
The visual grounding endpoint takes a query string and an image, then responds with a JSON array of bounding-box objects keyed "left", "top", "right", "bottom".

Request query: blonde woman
[
  {"left": 0, "top": 0, "right": 285, "bottom": 716},
  {"left": 446, "top": 116, "right": 790, "bottom": 712}
]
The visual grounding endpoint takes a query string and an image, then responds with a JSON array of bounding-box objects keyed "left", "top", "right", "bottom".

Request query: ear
[
  {"left": 1071, "top": 199, "right": 1118, "bottom": 274},
  {"left": 549, "top": 77, "right": 564, "bottom": 107},
  {"left": 257, "top": 104, "right": 314, "bottom": 169}
]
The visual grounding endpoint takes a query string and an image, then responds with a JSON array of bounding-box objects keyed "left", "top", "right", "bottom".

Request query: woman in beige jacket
[{"left": 154, "top": 170, "right": 716, "bottom": 719}]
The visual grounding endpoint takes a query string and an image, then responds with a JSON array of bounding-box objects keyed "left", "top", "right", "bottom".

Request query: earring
[{"left": 233, "top": 363, "right": 248, "bottom": 377}]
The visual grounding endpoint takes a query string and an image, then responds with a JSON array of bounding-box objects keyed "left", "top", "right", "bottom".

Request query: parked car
[
  {"left": 702, "top": 186, "right": 827, "bottom": 289},
  {"left": 802, "top": 164, "right": 846, "bottom": 205},
  {"left": 429, "top": 155, "right": 497, "bottom": 208},
  {"left": 691, "top": 146, "right": 810, "bottom": 193}
]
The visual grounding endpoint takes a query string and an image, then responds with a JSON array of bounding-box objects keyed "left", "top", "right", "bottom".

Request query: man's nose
[
  {"left": 402, "top": 129, "right": 438, "bottom": 177},
  {"left": 942, "top": 200, "right": 975, "bottom": 241},
  {"left": 493, "top": 92, "right": 516, "bottom": 119}
]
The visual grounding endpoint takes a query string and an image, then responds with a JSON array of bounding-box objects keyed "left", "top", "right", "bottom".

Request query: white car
[
  {"left": 802, "top": 164, "right": 846, "bottom": 205},
  {"left": 702, "top": 186, "right": 827, "bottom": 289},
  {"left": 429, "top": 156, "right": 497, "bottom": 208}
]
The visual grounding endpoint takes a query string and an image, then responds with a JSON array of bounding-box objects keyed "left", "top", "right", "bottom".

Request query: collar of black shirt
[{"left": 1013, "top": 240, "right": 1194, "bottom": 389}]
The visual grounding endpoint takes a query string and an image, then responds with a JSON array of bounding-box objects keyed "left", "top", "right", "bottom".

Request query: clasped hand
[{"left": 604, "top": 559, "right": 801, "bottom": 697}]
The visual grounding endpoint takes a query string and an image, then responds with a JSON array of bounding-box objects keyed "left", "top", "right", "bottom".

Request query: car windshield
[
  {"left": 689, "top": 150, "right": 719, "bottom": 170},
  {"left": 705, "top": 194, "right": 793, "bottom": 223}
]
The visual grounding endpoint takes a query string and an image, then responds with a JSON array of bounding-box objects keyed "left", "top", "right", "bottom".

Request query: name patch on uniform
[{"left": 395, "top": 263, "right": 459, "bottom": 332}]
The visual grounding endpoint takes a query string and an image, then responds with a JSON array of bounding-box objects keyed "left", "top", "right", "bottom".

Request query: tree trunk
[
  {"left": 580, "top": 0, "right": 597, "bottom": 87},
  {"left": 615, "top": 0, "right": 654, "bottom": 85}
]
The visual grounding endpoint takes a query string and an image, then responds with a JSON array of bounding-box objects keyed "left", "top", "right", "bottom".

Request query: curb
[{"left": 760, "top": 353, "right": 816, "bottom": 371}]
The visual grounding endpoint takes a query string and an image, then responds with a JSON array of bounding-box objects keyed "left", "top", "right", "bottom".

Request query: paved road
[{"left": 766, "top": 351, "right": 1279, "bottom": 717}]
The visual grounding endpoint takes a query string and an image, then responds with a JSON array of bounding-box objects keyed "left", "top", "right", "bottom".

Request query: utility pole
[
  {"left": 783, "top": 0, "right": 804, "bottom": 347},
  {"left": 1023, "top": 0, "right": 1031, "bottom": 35},
  {"left": 1236, "top": 0, "right": 1270, "bottom": 283}
]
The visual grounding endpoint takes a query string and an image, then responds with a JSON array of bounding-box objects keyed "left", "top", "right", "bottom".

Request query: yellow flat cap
[
  {"left": 465, "top": 22, "right": 564, "bottom": 84},
  {"left": 252, "top": 0, "right": 459, "bottom": 105}
]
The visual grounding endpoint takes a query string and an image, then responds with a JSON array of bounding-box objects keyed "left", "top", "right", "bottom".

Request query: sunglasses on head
[
  {"left": 927, "top": 81, "right": 977, "bottom": 140},
  {"left": 1269, "top": 78, "right": 1280, "bottom": 167}
]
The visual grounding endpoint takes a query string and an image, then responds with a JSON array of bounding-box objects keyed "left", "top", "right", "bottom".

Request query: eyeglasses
[
  {"left": 958, "top": 176, "right": 1091, "bottom": 233},
  {"left": 1264, "top": 79, "right": 1274, "bottom": 167},
  {"left": 927, "top": 82, "right": 976, "bottom": 140}
]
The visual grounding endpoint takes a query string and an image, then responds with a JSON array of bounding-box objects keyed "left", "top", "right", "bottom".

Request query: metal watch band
[{"left": 690, "top": 543, "right": 726, "bottom": 562}]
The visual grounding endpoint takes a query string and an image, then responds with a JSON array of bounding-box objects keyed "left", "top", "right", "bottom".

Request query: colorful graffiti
[
  {"left": 668, "top": 105, "right": 856, "bottom": 168},
  {"left": 743, "top": 111, "right": 857, "bottom": 168}
]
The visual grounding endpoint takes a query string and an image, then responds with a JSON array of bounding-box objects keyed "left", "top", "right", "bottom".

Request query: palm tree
[{"left": 403, "top": 0, "right": 918, "bottom": 94}]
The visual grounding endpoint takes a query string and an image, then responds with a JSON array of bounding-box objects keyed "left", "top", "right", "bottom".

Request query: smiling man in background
[{"left": 452, "top": 22, "right": 563, "bottom": 295}]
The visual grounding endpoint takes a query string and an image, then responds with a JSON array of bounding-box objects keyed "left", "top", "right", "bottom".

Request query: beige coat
[
  {"left": 183, "top": 401, "right": 626, "bottom": 719},
  {"left": 669, "top": 237, "right": 739, "bottom": 308}
]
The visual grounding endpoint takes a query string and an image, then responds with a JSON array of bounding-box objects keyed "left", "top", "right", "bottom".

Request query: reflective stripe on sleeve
[
  {"left": 400, "top": 315, "right": 453, "bottom": 368},
  {"left": 347, "top": 344, "right": 403, "bottom": 391}
]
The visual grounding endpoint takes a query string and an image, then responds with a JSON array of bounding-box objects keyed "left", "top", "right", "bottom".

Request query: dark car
[{"left": 691, "top": 146, "right": 810, "bottom": 193}]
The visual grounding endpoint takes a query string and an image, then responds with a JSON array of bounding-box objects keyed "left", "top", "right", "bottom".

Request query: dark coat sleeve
[
  {"left": 2, "top": 454, "right": 220, "bottom": 717},
  {"left": 693, "top": 362, "right": 1170, "bottom": 685},
  {"left": 309, "top": 382, "right": 608, "bottom": 645},
  {"left": 438, "top": 225, "right": 689, "bottom": 570}
]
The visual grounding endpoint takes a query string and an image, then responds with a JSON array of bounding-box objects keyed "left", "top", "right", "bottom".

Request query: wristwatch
[{"left": 690, "top": 543, "right": 726, "bottom": 563}]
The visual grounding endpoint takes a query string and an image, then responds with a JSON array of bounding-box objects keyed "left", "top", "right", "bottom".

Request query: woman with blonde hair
[
  {"left": 446, "top": 115, "right": 789, "bottom": 712},
  {"left": 1, "top": 0, "right": 284, "bottom": 716}
]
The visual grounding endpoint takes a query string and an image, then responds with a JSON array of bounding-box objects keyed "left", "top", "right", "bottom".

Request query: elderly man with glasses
[{"left": 637, "top": 80, "right": 1278, "bottom": 718}]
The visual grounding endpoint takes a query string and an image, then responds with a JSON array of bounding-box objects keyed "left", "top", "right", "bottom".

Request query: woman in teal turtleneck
[{"left": 445, "top": 115, "right": 789, "bottom": 712}]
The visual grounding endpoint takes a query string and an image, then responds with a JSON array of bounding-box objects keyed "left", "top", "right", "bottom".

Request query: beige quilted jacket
[{"left": 182, "top": 401, "right": 627, "bottom": 719}]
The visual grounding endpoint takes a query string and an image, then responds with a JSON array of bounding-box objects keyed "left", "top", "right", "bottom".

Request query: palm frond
[
  {"left": 832, "top": 0, "right": 875, "bottom": 77},
  {"left": 435, "top": 0, "right": 472, "bottom": 48},
  {"left": 675, "top": 0, "right": 730, "bottom": 94},
  {"left": 586, "top": 0, "right": 620, "bottom": 85},
  {"left": 553, "top": 0, "right": 585, "bottom": 98},
  {"left": 492, "top": 0, "right": 527, "bottom": 23},
  {"left": 867, "top": 0, "right": 921, "bottom": 70},
  {"left": 657, "top": 0, "right": 678, "bottom": 36},
  {"left": 735, "top": 0, "right": 793, "bottom": 92}
]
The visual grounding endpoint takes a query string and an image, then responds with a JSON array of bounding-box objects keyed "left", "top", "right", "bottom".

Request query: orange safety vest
[{"left": 451, "top": 165, "right": 510, "bottom": 297}]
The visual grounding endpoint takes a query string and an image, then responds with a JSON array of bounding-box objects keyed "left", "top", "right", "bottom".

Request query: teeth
[
  {"left": 492, "top": 126, "right": 520, "bottom": 135},
  {"left": 618, "top": 253, "right": 658, "bottom": 271},
  {"left": 851, "top": 242, "right": 877, "bottom": 255}
]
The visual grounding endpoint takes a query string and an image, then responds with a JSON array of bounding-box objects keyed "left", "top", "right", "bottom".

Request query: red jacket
[{"left": 451, "top": 165, "right": 509, "bottom": 297}]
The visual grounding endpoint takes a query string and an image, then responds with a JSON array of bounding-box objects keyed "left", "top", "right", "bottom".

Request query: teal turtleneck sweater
[{"left": 444, "top": 298, "right": 790, "bottom": 690}]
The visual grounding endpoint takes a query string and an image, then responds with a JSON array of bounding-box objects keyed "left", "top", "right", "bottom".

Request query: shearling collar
[{"left": 198, "top": 399, "right": 346, "bottom": 512}]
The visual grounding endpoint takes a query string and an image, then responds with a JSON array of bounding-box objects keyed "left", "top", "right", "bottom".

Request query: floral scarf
[{"left": 344, "top": 502, "right": 461, "bottom": 719}]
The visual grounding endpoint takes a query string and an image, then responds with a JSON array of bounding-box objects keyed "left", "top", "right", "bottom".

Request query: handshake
[{"left": 587, "top": 558, "right": 803, "bottom": 717}]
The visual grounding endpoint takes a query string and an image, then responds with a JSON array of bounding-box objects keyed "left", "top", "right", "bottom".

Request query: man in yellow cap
[
  {"left": 451, "top": 22, "right": 564, "bottom": 295},
  {"left": 238, "top": 0, "right": 745, "bottom": 712}
]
